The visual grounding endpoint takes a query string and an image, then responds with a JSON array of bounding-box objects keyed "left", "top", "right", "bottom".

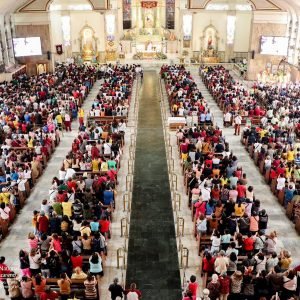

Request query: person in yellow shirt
[
  {"left": 62, "top": 199, "right": 72, "bottom": 218},
  {"left": 100, "top": 159, "right": 108, "bottom": 172},
  {"left": 0, "top": 188, "right": 11, "bottom": 204},
  {"left": 234, "top": 202, "right": 245, "bottom": 217},
  {"left": 92, "top": 159, "right": 99, "bottom": 172},
  {"left": 78, "top": 107, "right": 84, "bottom": 127},
  {"left": 27, "top": 137, "right": 34, "bottom": 148},
  {"left": 287, "top": 149, "right": 295, "bottom": 162},
  {"left": 56, "top": 113, "right": 63, "bottom": 130}
]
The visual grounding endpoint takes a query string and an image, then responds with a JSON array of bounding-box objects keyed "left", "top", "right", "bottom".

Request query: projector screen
[
  {"left": 260, "top": 36, "right": 288, "bottom": 56},
  {"left": 13, "top": 37, "right": 42, "bottom": 57}
]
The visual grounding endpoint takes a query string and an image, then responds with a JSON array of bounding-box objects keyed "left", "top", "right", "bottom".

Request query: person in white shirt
[
  {"left": 276, "top": 174, "right": 286, "bottom": 191},
  {"left": 64, "top": 113, "right": 71, "bottom": 131},
  {"left": 65, "top": 167, "right": 76, "bottom": 181},
  {"left": 224, "top": 112, "right": 232, "bottom": 127},
  {"left": 234, "top": 114, "right": 242, "bottom": 135}
]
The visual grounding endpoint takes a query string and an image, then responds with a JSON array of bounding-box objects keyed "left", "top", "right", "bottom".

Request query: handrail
[
  {"left": 126, "top": 174, "right": 133, "bottom": 191},
  {"left": 168, "top": 158, "right": 174, "bottom": 172},
  {"left": 128, "top": 159, "right": 134, "bottom": 174},
  {"left": 177, "top": 217, "right": 184, "bottom": 237},
  {"left": 123, "top": 193, "right": 131, "bottom": 212},
  {"left": 173, "top": 192, "right": 181, "bottom": 211},
  {"left": 180, "top": 247, "right": 189, "bottom": 269},
  {"left": 117, "top": 247, "right": 126, "bottom": 269},
  {"left": 121, "top": 217, "right": 129, "bottom": 237},
  {"left": 171, "top": 173, "right": 178, "bottom": 191}
]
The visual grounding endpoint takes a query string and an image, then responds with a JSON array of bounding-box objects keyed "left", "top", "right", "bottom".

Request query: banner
[
  {"left": 166, "top": 0, "right": 175, "bottom": 29},
  {"left": 141, "top": 1, "right": 157, "bottom": 8},
  {"left": 123, "top": 0, "right": 131, "bottom": 29}
]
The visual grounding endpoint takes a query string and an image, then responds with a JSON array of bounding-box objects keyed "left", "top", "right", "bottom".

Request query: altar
[{"left": 120, "top": 0, "right": 178, "bottom": 58}]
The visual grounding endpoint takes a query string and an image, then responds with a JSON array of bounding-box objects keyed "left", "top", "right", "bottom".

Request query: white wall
[
  {"left": 70, "top": 11, "right": 105, "bottom": 52},
  {"left": 234, "top": 11, "right": 252, "bottom": 52},
  {"left": 192, "top": 11, "right": 227, "bottom": 51}
]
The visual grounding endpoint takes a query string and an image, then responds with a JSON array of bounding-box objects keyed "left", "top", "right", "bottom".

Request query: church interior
[{"left": 0, "top": 0, "right": 300, "bottom": 299}]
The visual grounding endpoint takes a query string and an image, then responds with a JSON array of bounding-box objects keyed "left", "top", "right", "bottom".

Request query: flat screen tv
[
  {"left": 260, "top": 36, "right": 288, "bottom": 56},
  {"left": 13, "top": 37, "right": 42, "bottom": 57}
]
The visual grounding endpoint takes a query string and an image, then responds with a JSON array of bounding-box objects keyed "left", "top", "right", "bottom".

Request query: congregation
[
  {"left": 0, "top": 64, "right": 143, "bottom": 300},
  {"left": 162, "top": 64, "right": 299, "bottom": 300}
]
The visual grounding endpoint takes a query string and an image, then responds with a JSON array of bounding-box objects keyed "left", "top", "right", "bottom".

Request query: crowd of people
[
  {"left": 0, "top": 64, "right": 97, "bottom": 241},
  {"left": 162, "top": 65, "right": 299, "bottom": 300},
  {"left": 201, "top": 66, "right": 300, "bottom": 231},
  {"left": 0, "top": 64, "right": 144, "bottom": 300}
]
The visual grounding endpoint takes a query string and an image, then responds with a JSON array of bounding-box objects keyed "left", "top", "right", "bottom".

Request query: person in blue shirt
[
  {"left": 10, "top": 169, "right": 19, "bottom": 181},
  {"left": 103, "top": 188, "right": 114, "bottom": 206},
  {"left": 90, "top": 217, "right": 100, "bottom": 234},
  {"left": 284, "top": 185, "right": 295, "bottom": 208}
]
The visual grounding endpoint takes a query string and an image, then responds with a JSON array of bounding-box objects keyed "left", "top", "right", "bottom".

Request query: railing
[
  {"left": 180, "top": 247, "right": 189, "bottom": 269},
  {"left": 176, "top": 217, "right": 184, "bottom": 237},
  {"left": 117, "top": 247, "right": 126, "bottom": 269},
  {"left": 172, "top": 192, "right": 181, "bottom": 212},
  {"left": 123, "top": 193, "right": 131, "bottom": 212},
  {"left": 121, "top": 217, "right": 129, "bottom": 237},
  {"left": 126, "top": 174, "right": 133, "bottom": 191},
  {"left": 171, "top": 173, "right": 178, "bottom": 190},
  {"left": 127, "top": 159, "right": 134, "bottom": 175}
]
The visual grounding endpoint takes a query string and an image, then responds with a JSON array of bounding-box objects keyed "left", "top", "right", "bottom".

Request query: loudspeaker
[
  {"left": 47, "top": 51, "right": 51, "bottom": 60},
  {"left": 251, "top": 50, "right": 255, "bottom": 59}
]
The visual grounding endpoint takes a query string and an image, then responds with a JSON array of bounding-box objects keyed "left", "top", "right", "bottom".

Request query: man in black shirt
[{"left": 108, "top": 277, "right": 124, "bottom": 300}]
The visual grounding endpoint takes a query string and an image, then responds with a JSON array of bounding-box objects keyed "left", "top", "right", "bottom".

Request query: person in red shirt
[
  {"left": 243, "top": 232, "right": 254, "bottom": 252},
  {"left": 0, "top": 256, "right": 11, "bottom": 295},
  {"left": 70, "top": 250, "right": 83, "bottom": 270},
  {"left": 188, "top": 275, "right": 198, "bottom": 297},
  {"left": 38, "top": 211, "right": 49, "bottom": 234},
  {"left": 202, "top": 252, "right": 215, "bottom": 277},
  {"left": 236, "top": 181, "right": 246, "bottom": 201},
  {"left": 218, "top": 273, "right": 231, "bottom": 299},
  {"left": 40, "top": 287, "right": 59, "bottom": 300},
  {"left": 124, "top": 283, "right": 142, "bottom": 299},
  {"left": 99, "top": 216, "right": 111, "bottom": 239}
]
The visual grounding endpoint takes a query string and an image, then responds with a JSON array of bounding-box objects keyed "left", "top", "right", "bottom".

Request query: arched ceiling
[
  {"left": 0, "top": 0, "right": 298, "bottom": 14},
  {"left": 189, "top": 0, "right": 300, "bottom": 11},
  {"left": 0, "top": 0, "right": 107, "bottom": 14}
]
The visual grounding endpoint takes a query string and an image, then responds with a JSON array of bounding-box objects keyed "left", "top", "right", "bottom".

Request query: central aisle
[{"left": 126, "top": 71, "right": 181, "bottom": 299}]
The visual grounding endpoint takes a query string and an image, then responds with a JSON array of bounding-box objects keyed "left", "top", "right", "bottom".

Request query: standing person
[
  {"left": 57, "top": 273, "right": 72, "bottom": 300},
  {"left": 64, "top": 113, "right": 71, "bottom": 132},
  {"left": 78, "top": 107, "right": 84, "bottom": 127},
  {"left": 234, "top": 113, "right": 242, "bottom": 136},
  {"left": 0, "top": 256, "right": 11, "bottom": 296},
  {"left": 20, "top": 276, "right": 34, "bottom": 299},
  {"left": 124, "top": 283, "right": 142, "bottom": 300},
  {"left": 108, "top": 277, "right": 124, "bottom": 300},
  {"left": 84, "top": 273, "right": 98, "bottom": 300}
]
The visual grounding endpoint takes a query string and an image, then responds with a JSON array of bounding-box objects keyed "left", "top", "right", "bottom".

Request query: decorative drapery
[
  {"left": 141, "top": 1, "right": 157, "bottom": 8},
  {"left": 123, "top": 0, "right": 132, "bottom": 29},
  {"left": 166, "top": 0, "right": 175, "bottom": 29}
]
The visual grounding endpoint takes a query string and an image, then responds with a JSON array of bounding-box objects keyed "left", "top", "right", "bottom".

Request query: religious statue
[
  {"left": 146, "top": 41, "right": 153, "bottom": 52},
  {"left": 36, "top": 64, "right": 46, "bottom": 75},
  {"left": 144, "top": 12, "right": 154, "bottom": 28},
  {"left": 80, "top": 25, "right": 97, "bottom": 61},
  {"left": 207, "top": 35, "right": 213, "bottom": 50}
]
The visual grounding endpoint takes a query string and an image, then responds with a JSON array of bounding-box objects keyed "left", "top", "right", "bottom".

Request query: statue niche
[
  {"left": 200, "top": 24, "right": 219, "bottom": 62},
  {"left": 79, "top": 25, "right": 98, "bottom": 61}
]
